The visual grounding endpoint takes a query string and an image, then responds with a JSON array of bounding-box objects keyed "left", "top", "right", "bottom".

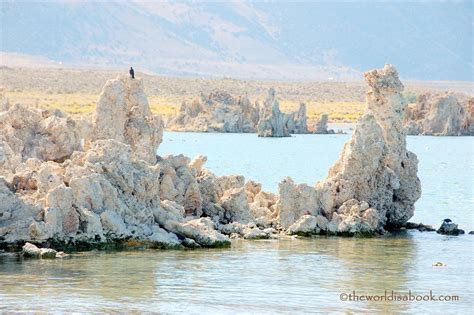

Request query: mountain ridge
[{"left": 0, "top": 0, "right": 472, "bottom": 80}]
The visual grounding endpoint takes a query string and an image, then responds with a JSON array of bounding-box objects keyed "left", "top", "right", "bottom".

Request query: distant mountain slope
[{"left": 0, "top": 0, "right": 472, "bottom": 80}]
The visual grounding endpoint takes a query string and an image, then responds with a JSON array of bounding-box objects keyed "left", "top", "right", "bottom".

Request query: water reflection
[{"left": 1, "top": 233, "right": 472, "bottom": 313}]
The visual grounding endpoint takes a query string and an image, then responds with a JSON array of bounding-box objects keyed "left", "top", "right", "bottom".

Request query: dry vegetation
[{"left": 1, "top": 67, "right": 472, "bottom": 123}]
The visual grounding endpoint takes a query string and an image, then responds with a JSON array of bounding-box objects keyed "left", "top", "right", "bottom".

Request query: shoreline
[{"left": 3, "top": 220, "right": 472, "bottom": 255}]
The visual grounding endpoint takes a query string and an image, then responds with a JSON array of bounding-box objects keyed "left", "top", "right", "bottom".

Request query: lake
[{"left": 1, "top": 132, "right": 473, "bottom": 313}]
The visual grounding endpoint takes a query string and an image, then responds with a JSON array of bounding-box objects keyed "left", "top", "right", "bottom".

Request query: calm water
[{"left": 1, "top": 132, "right": 473, "bottom": 313}]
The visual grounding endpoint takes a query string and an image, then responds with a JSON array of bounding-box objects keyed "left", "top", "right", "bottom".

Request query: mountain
[{"left": 0, "top": 0, "right": 472, "bottom": 80}]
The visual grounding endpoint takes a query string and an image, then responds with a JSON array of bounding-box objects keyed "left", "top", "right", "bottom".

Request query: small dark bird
[
  {"left": 129, "top": 67, "right": 135, "bottom": 79},
  {"left": 443, "top": 218, "right": 452, "bottom": 223}
]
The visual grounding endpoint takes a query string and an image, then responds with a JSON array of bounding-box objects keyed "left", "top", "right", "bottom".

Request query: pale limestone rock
[
  {"left": 315, "top": 215, "right": 329, "bottom": 231},
  {"left": 171, "top": 217, "right": 230, "bottom": 247},
  {"left": 243, "top": 226, "right": 271, "bottom": 239},
  {"left": 197, "top": 170, "right": 226, "bottom": 221},
  {"left": 77, "top": 207, "right": 104, "bottom": 240},
  {"left": 220, "top": 221, "right": 246, "bottom": 235},
  {"left": 216, "top": 175, "right": 245, "bottom": 192},
  {"left": 45, "top": 184, "right": 79, "bottom": 235},
  {"left": 189, "top": 155, "right": 207, "bottom": 173},
  {"left": 100, "top": 210, "right": 129, "bottom": 237},
  {"left": 0, "top": 178, "right": 40, "bottom": 242},
  {"left": 157, "top": 155, "right": 202, "bottom": 217},
  {"left": 287, "top": 215, "right": 318, "bottom": 235},
  {"left": 257, "top": 88, "right": 290, "bottom": 137},
  {"left": 167, "top": 92, "right": 259, "bottom": 133},
  {"left": 148, "top": 225, "right": 181, "bottom": 247},
  {"left": 219, "top": 221, "right": 273, "bottom": 239},
  {"left": 313, "top": 114, "right": 334, "bottom": 134},
  {"left": 318, "top": 65, "right": 421, "bottom": 229},
  {"left": 1, "top": 77, "right": 254, "bottom": 249},
  {"left": 244, "top": 180, "right": 261, "bottom": 201},
  {"left": 0, "top": 104, "right": 83, "bottom": 162},
  {"left": 220, "top": 187, "right": 252, "bottom": 224},
  {"left": 404, "top": 93, "right": 469, "bottom": 136},
  {"left": 0, "top": 140, "right": 21, "bottom": 177},
  {"left": 327, "top": 199, "right": 381, "bottom": 234},
  {"left": 28, "top": 221, "right": 52, "bottom": 241},
  {"left": 93, "top": 75, "right": 163, "bottom": 163},
  {"left": 462, "top": 98, "right": 474, "bottom": 135},
  {"left": 22, "top": 242, "right": 57, "bottom": 259},
  {"left": 248, "top": 185, "right": 277, "bottom": 228},
  {"left": 153, "top": 201, "right": 228, "bottom": 247},
  {"left": 0, "top": 210, "right": 11, "bottom": 222},
  {"left": 277, "top": 177, "right": 319, "bottom": 229},
  {"left": 277, "top": 65, "right": 421, "bottom": 234},
  {"left": 36, "top": 162, "right": 65, "bottom": 196},
  {"left": 290, "top": 103, "right": 308, "bottom": 134}
]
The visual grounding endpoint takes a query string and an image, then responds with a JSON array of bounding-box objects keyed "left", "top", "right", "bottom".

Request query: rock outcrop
[
  {"left": 166, "top": 89, "right": 311, "bottom": 136},
  {"left": 166, "top": 91, "right": 259, "bottom": 133},
  {"left": 288, "top": 103, "right": 308, "bottom": 134},
  {"left": 0, "top": 75, "right": 279, "bottom": 250},
  {"left": 313, "top": 114, "right": 335, "bottom": 134},
  {"left": 0, "top": 104, "right": 84, "bottom": 164},
  {"left": 276, "top": 65, "right": 421, "bottom": 234},
  {"left": 21, "top": 242, "right": 58, "bottom": 258},
  {"left": 93, "top": 75, "right": 163, "bottom": 163},
  {"left": 436, "top": 219, "right": 465, "bottom": 236},
  {"left": 462, "top": 98, "right": 474, "bottom": 135},
  {"left": 0, "top": 66, "right": 426, "bottom": 250},
  {"left": 403, "top": 222, "right": 435, "bottom": 232},
  {"left": 257, "top": 88, "right": 290, "bottom": 137},
  {"left": 404, "top": 93, "right": 472, "bottom": 136}
]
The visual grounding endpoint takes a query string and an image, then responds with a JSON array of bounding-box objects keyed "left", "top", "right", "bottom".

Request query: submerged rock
[
  {"left": 403, "top": 222, "right": 435, "bottom": 232},
  {"left": 436, "top": 219, "right": 465, "bottom": 236},
  {"left": 21, "top": 242, "right": 57, "bottom": 259}
]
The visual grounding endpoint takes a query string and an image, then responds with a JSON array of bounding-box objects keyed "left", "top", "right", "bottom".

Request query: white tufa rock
[
  {"left": 257, "top": 88, "right": 290, "bottom": 137},
  {"left": 404, "top": 93, "right": 472, "bottom": 136},
  {"left": 93, "top": 75, "right": 163, "bottom": 163},
  {"left": 277, "top": 65, "right": 421, "bottom": 234}
]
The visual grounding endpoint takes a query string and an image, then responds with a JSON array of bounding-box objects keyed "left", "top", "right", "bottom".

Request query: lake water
[{"left": 1, "top": 132, "right": 473, "bottom": 313}]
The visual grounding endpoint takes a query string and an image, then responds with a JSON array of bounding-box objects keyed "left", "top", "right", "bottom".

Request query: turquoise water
[{"left": 1, "top": 132, "right": 473, "bottom": 313}]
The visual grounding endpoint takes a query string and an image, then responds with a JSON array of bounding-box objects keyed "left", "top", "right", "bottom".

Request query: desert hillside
[
  {"left": 1, "top": 1, "right": 471, "bottom": 80},
  {"left": 1, "top": 67, "right": 472, "bottom": 124}
]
